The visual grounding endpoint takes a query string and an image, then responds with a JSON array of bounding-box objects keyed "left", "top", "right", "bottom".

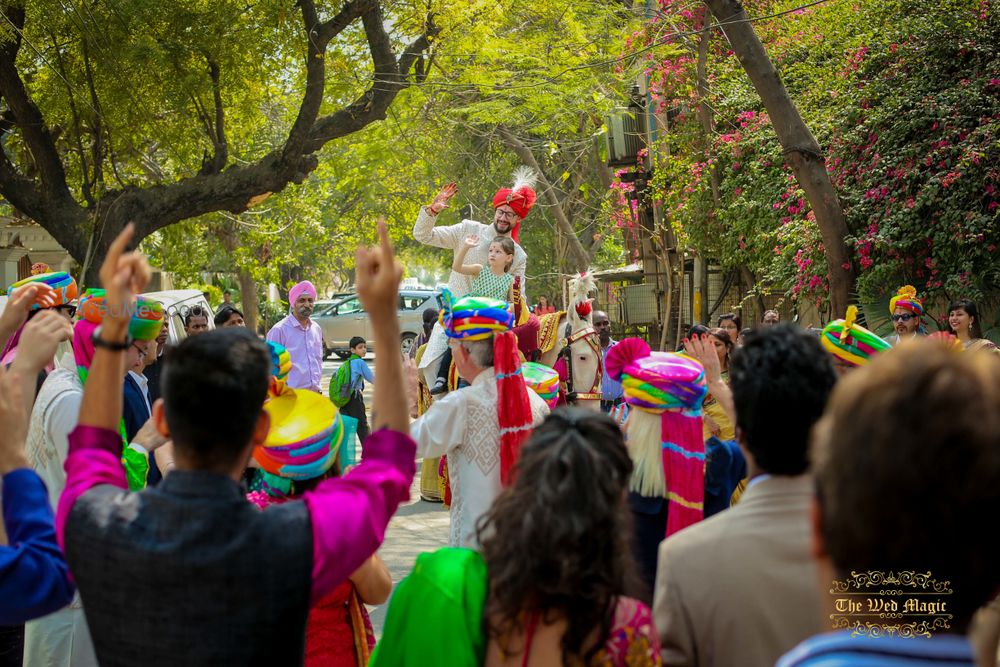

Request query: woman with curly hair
[{"left": 371, "top": 408, "right": 661, "bottom": 666}]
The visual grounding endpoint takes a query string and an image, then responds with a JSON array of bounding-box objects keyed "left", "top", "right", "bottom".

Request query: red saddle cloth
[{"left": 512, "top": 314, "right": 540, "bottom": 359}]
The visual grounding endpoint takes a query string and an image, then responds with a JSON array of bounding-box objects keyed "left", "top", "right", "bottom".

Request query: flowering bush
[{"left": 611, "top": 0, "right": 999, "bottom": 312}]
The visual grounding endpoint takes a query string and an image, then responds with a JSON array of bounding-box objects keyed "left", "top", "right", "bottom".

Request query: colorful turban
[
  {"left": 439, "top": 289, "right": 513, "bottom": 341},
  {"left": 8, "top": 271, "right": 78, "bottom": 309},
  {"left": 606, "top": 338, "right": 708, "bottom": 414},
  {"left": 78, "top": 289, "right": 164, "bottom": 341},
  {"left": 288, "top": 281, "right": 317, "bottom": 310},
  {"left": 491, "top": 167, "right": 537, "bottom": 243},
  {"left": 30, "top": 262, "right": 51, "bottom": 275},
  {"left": 439, "top": 288, "right": 533, "bottom": 485},
  {"left": 927, "top": 331, "right": 963, "bottom": 350},
  {"left": 606, "top": 337, "right": 707, "bottom": 537},
  {"left": 889, "top": 285, "right": 924, "bottom": 316},
  {"left": 69, "top": 317, "right": 149, "bottom": 490},
  {"left": 521, "top": 362, "right": 559, "bottom": 408},
  {"left": 820, "top": 306, "right": 892, "bottom": 368},
  {"left": 254, "top": 342, "right": 345, "bottom": 482}
]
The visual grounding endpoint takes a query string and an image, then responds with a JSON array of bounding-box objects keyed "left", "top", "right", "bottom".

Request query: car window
[
  {"left": 314, "top": 303, "right": 337, "bottom": 317},
  {"left": 336, "top": 297, "right": 363, "bottom": 315},
  {"left": 400, "top": 293, "right": 429, "bottom": 310}
]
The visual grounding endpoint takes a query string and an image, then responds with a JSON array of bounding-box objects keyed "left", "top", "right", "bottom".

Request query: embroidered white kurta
[
  {"left": 411, "top": 370, "right": 549, "bottom": 548},
  {"left": 412, "top": 207, "right": 527, "bottom": 374}
]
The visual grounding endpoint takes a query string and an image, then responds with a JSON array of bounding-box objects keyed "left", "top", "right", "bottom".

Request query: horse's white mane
[
  {"left": 567, "top": 271, "right": 595, "bottom": 328},
  {"left": 568, "top": 271, "right": 595, "bottom": 306}
]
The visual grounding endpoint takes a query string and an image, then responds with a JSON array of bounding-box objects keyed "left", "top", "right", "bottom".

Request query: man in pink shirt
[
  {"left": 57, "top": 222, "right": 414, "bottom": 666},
  {"left": 266, "top": 280, "right": 323, "bottom": 392}
]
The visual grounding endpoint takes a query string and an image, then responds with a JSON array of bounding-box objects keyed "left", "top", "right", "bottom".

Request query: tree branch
[
  {"left": 49, "top": 27, "right": 93, "bottom": 205},
  {"left": 306, "top": 23, "right": 436, "bottom": 152},
  {"left": 0, "top": 2, "right": 77, "bottom": 212},
  {"left": 82, "top": 39, "right": 105, "bottom": 193}
]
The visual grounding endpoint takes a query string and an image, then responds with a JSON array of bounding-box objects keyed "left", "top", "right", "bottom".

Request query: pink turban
[{"left": 288, "top": 281, "right": 317, "bottom": 310}]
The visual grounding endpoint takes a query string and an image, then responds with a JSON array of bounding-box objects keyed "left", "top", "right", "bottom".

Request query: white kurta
[
  {"left": 412, "top": 206, "right": 527, "bottom": 375},
  {"left": 410, "top": 370, "right": 549, "bottom": 548}
]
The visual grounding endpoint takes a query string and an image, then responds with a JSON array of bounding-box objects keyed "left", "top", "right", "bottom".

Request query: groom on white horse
[{"left": 413, "top": 169, "right": 538, "bottom": 389}]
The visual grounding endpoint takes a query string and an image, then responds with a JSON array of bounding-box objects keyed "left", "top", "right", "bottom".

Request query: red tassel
[{"left": 495, "top": 331, "right": 533, "bottom": 486}]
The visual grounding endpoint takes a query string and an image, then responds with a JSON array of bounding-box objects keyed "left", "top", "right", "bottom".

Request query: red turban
[{"left": 491, "top": 167, "right": 538, "bottom": 243}]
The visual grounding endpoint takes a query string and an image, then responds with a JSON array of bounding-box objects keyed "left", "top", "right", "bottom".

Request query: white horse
[{"left": 535, "top": 272, "right": 603, "bottom": 412}]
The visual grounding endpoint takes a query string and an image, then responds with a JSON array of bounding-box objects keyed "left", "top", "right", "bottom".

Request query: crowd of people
[{"left": 0, "top": 181, "right": 999, "bottom": 667}]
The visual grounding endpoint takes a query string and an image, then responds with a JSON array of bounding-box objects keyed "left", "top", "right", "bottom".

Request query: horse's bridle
[{"left": 559, "top": 322, "right": 603, "bottom": 403}]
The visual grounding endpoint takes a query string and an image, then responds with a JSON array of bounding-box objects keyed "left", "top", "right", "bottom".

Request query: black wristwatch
[{"left": 91, "top": 325, "right": 134, "bottom": 351}]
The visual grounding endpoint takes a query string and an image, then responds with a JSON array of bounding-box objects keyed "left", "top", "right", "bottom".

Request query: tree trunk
[
  {"left": 237, "top": 269, "right": 259, "bottom": 334},
  {"left": 0, "top": 0, "right": 438, "bottom": 280},
  {"left": 497, "top": 126, "right": 591, "bottom": 272},
  {"left": 702, "top": 0, "right": 856, "bottom": 316}
]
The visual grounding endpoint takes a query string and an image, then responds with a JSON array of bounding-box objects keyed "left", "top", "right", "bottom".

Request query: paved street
[{"left": 321, "top": 356, "right": 450, "bottom": 636}]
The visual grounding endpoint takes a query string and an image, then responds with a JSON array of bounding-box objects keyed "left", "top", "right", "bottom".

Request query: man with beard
[
  {"left": 884, "top": 284, "right": 926, "bottom": 346},
  {"left": 266, "top": 281, "right": 323, "bottom": 393},
  {"left": 412, "top": 169, "right": 535, "bottom": 388}
]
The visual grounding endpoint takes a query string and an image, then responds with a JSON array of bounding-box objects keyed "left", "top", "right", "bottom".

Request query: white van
[{"left": 143, "top": 290, "right": 214, "bottom": 344}]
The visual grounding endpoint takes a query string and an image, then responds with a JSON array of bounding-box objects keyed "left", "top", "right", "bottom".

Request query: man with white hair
[{"left": 410, "top": 293, "right": 549, "bottom": 548}]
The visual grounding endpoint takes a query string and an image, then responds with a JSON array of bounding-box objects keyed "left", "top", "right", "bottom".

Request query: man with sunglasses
[
  {"left": 412, "top": 171, "right": 535, "bottom": 389},
  {"left": 885, "top": 285, "right": 926, "bottom": 346}
]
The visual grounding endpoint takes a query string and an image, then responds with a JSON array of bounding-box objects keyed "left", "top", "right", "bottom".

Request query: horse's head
[{"left": 561, "top": 271, "right": 602, "bottom": 410}]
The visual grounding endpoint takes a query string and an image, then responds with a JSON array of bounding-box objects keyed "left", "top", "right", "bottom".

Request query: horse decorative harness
[{"left": 559, "top": 322, "right": 603, "bottom": 402}]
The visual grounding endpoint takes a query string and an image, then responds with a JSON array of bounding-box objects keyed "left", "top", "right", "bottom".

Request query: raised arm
[
  {"left": 413, "top": 182, "right": 468, "bottom": 249},
  {"left": 304, "top": 219, "right": 417, "bottom": 603},
  {"left": 451, "top": 234, "right": 483, "bottom": 276},
  {"left": 684, "top": 334, "right": 735, "bottom": 426},
  {"left": 11, "top": 310, "right": 73, "bottom": 415},
  {"left": 0, "top": 362, "right": 75, "bottom": 624},
  {"left": 0, "top": 283, "right": 57, "bottom": 354},
  {"left": 57, "top": 225, "right": 149, "bottom": 544}
]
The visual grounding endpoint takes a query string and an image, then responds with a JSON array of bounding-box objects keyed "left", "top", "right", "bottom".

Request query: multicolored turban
[
  {"left": 30, "top": 262, "right": 51, "bottom": 275},
  {"left": 606, "top": 338, "right": 708, "bottom": 537},
  {"left": 78, "top": 289, "right": 164, "bottom": 341},
  {"left": 889, "top": 285, "right": 924, "bottom": 317},
  {"left": 439, "top": 290, "right": 513, "bottom": 341},
  {"left": 1, "top": 272, "right": 80, "bottom": 364},
  {"left": 820, "top": 306, "right": 892, "bottom": 368},
  {"left": 927, "top": 331, "right": 963, "bottom": 351},
  {"left": 8, "top": 271, "right": 78, "bottom": 309},
  {"left": 439, "top": 288, "right": 533, "bottom": 486},
  {"left": 521, "top": 362, "right": 559, "bottom": 408},
  {"left": 253, "top": 342, "right": 347, "bottom": 484}
]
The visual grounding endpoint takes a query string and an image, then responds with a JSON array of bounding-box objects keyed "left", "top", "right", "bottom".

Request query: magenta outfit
[{"left": 56, "top": 425, "right": 415, "bottom": 604}]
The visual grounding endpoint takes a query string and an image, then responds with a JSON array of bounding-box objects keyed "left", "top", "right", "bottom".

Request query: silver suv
[{"left": 314, "top": 289, "right": 441, "bottom": 359}]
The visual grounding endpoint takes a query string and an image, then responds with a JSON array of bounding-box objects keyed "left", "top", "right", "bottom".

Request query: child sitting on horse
[{"left": 430, "top": 234, "right": 515, "bottom": 395}]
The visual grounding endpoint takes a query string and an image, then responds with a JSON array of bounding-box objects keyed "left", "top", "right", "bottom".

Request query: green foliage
[{"left": 625, "top": 0, "right": 999, "bottom": 320}]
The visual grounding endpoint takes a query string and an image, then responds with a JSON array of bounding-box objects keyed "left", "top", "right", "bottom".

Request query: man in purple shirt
[
  {"left": 266, "top": 280, "right": 323, "bottom": 393},
  {"left": 57, "top": 223, "right": 415, "bottom": 666}
]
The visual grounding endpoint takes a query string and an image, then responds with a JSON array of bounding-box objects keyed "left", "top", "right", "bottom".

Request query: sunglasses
[
  {"left": 55, "top": 304, "right": 77, "bottom": 318},
  {"left": 891, "top": 314, "right": 915, "bottom": 323}
]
